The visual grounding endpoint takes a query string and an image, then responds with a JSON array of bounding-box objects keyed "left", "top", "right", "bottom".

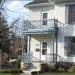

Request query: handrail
[
  {"left": 23, "top": 18, "right": 58, "bottom": 30},
  {"left": 32, "top": 56, "right": 40, "bottom": 62}
]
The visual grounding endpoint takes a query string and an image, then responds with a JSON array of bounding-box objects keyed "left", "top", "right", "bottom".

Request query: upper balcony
[{"left": 22, "top": 18, "right": 58, "bottom": 35}]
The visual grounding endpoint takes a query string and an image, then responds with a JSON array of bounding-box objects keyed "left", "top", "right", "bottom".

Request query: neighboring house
[
  {"left": 15, "top": 48, "right": 22, "bottom": 54},
  {"left": 21, "top": 0, "right": 75, "bottom": 65}
]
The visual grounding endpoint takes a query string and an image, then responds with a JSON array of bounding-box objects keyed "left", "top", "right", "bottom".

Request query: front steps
[{"left": 23, "top": 62, "right": 41, "bottom": 74}]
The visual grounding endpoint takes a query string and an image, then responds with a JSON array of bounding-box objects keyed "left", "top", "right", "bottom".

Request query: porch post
[
  {"left": 27, "top": 35, "right": 30, "bottom": 53},
  {"left": 28, "top": 35, "right": 30, "bottom": 62},
  {"left": 22, "top": 34, "right": 24, "bottom": 62},
  {"left": 53, "top": 34, "right": 55, "bottom": 63},
  {"left": 56, "top": 34, "right": 57, "bottom": 63}
]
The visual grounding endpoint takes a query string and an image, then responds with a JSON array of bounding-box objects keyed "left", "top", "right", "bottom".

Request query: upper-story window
[
  {"left": 42, "top": 11, "right": 48, "bottom": 26},
  {"left": 65, "top": 5, "right": 75, "bottom": 24}
]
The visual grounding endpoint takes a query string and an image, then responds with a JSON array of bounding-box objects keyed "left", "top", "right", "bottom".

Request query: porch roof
[{"left": 22, "top": 28, "right": 58, "bottom": 35}]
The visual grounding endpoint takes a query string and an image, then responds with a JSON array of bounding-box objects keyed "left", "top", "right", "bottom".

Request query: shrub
[
  {"left": 38, "top": 71, "right": 41, "bottom": 74},
  {"left": 58, "top": 67, "right": 65, "bottom": 72},
  {"left": 31, "top": 71, "right": 37, "bottom": 75},
  {"left": 17, "top": 59, "right": 21, "bottom": 69},
  {"left": 9, "top": 70, "right": 14, "bottom": 73},
  {"left": 17, "top": 69, "right": 22, "bottom": 73},
  {"left": 1, "top": 58, "right": 8, "bottom": 65},
  {"left": 48, "top": 64, "right": 57, "bottom": 72},
  {"left": 68, "top": 66, "right": 75, "bottom": 73}
]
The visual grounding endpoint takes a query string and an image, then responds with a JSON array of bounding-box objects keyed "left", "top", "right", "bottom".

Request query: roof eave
[
  {"left": 49, "top": 0, "right": 75, "bottom": 3},
  {"left": 24, "top": 2, "right": 55, "bottom": 9}
]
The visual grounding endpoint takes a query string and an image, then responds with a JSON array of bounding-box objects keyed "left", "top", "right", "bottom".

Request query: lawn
[
  {"left": 40, "top": 73, "right": 75, "bottom": 75},
  {"left": 0, "top": 73, "right": 13, "bottom": 75}
]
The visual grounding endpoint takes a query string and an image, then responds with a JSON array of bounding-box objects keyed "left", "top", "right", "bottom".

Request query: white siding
[
  {"left": 30, "top": 34, "right": 53, "bottom": 60},
  {"left": 28, "top": 2, "right": 75, "bottom": 62},
  {"left": 55, "top": 2, "right": 75, "bottom": 62},
  {"left": 29, "top": 6, "right": 55, "bottom": 20}
]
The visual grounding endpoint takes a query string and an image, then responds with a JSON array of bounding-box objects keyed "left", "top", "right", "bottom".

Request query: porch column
[
  {"left": 22, "top": 35, "right": 24, "bottom": 62},
  {"left": 56, "top": 34, "right": 57, "bottom": 63},
  {"left": 53, "top": 34, "right": 55, "bottom": 63},
  {"left": 27, "top": 35, "right": 30, "bottom": 53}
]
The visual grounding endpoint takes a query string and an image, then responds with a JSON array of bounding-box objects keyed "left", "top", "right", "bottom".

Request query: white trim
[
  {"left": 24, "top": 2, "right": 55, "bottom": 9},
  {"left": 41, "top": 41, "right": 48, "bottom": 60},
  {"left": 42, "top": 11, "right": 49, "bottom": 26}
]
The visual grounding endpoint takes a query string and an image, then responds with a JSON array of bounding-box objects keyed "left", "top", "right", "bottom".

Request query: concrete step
[{"left": 23, "top": 63, "right": 41, "bottom": 74}]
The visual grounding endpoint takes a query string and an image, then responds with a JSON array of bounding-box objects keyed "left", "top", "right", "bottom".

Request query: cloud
[
  {"left": 20, "top": 9, "right": 28, "bottom": 13},
  {"left": 7, "top": 1, "right": 21, "bottom": 10},
  {"left": 18, "top": 5, "right": 23, "bottom": 8}
]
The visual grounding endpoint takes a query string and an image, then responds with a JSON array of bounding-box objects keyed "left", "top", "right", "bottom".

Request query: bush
[
  {"left": 58, "top": 67, "right": 65, "bottom": 72},
  {"left": 68, "top": 66, "right": 75, "bottom": 73},
  {"left": 17, "top": 69, "right": 22, "bottom": 73},
  {"left": 1, "top": 70, "right": 10, "bottom": 73},
  {"left": 38, "top": 71, "right": 41, "bottom": 74},
  {"left": 48, "top": 64, "right": 57, "bottom": 72},
  {"left": 17, "top": 59, "right": 21, "bottom": 69},
  {"left": 31, "top": 71, "right": 37, "bottom": 75},
  {"left": 9, "top": 70, "right": 14, "bottom": 73},
  {"left": 0, "top": 69, "right": 22, "bottom": 74},
  {"left": 1, "top": 58, "right": 8, "bottom": 65}
]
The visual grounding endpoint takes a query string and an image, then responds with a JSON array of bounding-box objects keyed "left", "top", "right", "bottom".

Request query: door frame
[{"left": 40, "top": 41, "right": 48, "bottom": 61}]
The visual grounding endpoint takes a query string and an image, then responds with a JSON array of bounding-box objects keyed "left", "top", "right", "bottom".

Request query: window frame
[
  {"left": 65, "top": 4, "right": 75, "bottom": 24},
  {"left": 41, "top": 41, "right": 47, "bottom": 55},
  {"left": 42, "top": 11, "right": 48, "bottom": 26},
  {"left": 64, "top": 36, "right": 75, "bottom": 56}
]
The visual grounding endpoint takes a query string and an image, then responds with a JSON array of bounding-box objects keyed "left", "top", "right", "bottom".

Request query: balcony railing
[{"left": 23, "top": 19, "right": 58, "bottom": 30}]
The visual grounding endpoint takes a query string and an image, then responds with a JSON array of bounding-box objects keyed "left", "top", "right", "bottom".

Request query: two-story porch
[{"left": 21, "top": 18, "right": 58, "bottom": 64}]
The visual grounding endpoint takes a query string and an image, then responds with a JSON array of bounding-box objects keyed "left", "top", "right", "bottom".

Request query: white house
[{"left": 21, "top": 0, "right": 75, "bottom": 71}]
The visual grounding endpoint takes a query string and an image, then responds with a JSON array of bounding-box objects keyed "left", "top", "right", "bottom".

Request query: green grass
[
  {"left": 0, "top": 73, "right": 13, "bottom": 75},
  {"left": 40, "top": 73, "right": 75, "bottom": 75}
]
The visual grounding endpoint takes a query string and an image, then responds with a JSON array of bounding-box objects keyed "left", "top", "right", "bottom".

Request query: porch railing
[
  {"left": 23, "top": 19, "right": 58, "bottom": 30},
  {"left": 45, "top": 53, "right": 57, "bottom": 63},
  {"left": 22, "top": 52, "right": 40, "bottom": 63},
  {"left": 22, "top": 52, "right": 33, "bottom": 63}
]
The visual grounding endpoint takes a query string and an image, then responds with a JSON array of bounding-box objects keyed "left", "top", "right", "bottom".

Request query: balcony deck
[{"left": 22, "top": 19, "right": 58, "bottom": 35}]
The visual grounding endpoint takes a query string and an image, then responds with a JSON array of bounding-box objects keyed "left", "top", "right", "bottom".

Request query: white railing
[
  {"left": 22, "top": 52, "right": 33, "bottom": 63},
  {"left": 45, "top": 53, "right": 57, "bottom": 63},
  {"left": 23, "top": 19, "right": 58, "bottom": 30}
]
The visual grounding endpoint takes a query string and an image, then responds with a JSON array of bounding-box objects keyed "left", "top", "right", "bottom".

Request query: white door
[{"left": 41, "top": 41, "right": 47, "bottom": 60}]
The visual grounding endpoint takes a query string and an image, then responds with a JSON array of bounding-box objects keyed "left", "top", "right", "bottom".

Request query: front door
[{"left": 41, "top": 41, "right": 47, "bottom": 61}]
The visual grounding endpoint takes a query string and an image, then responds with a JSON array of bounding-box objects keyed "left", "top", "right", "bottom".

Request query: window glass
[
  {"left": 43, "top": 13, "right": 47, "bottom": 19},
  {"left": 69, "top": 37, "right": 75, "bottom": 54},
  {"left": 42, "top": 42, "right": 47, "bottom": 55},
  {"left": 65, "top": 37, "right": 75, "bottom": 55},
  {"left": 42, "top": 12, "right": 48, "bottom": 25}
]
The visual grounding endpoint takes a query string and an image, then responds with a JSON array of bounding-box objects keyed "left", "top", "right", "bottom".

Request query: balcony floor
[{"left": 22, "top": 28, "right": 58, "bottom": 35}]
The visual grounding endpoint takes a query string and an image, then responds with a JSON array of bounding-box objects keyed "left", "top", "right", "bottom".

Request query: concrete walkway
[{"left": 14, "top": 73, "right": 31, "bottom": 75}]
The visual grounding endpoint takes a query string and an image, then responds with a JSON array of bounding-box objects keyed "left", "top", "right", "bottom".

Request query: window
[
  {"left": 64, "top": 37, "right": 75, "bottom": 56},
  {"left": 42, "top": 42, "right": 47, "bottom": 55},
  {"left": 65, "top": 5, "right": 75, "bottom": 23},
  {"left": 42, "top": 12, "right": 48, "bottom": 25}
]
